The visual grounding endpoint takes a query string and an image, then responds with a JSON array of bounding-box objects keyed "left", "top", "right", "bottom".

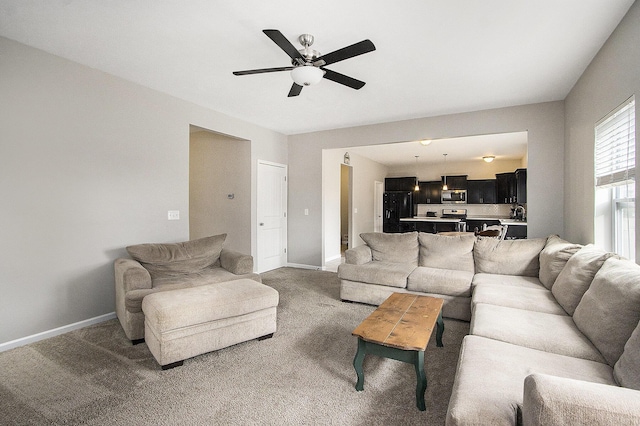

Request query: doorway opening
[
  {"left": 340, "top": 164, "right": 352, "bottom": 255},
  {"left": 189, "top": 126, "right": 251, "bottom": 254}
]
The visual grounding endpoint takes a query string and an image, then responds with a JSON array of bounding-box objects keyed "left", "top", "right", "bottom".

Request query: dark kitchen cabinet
[
  {"left": 515, "top": 168, "right": 527, "bottom": 203},
  {"left": 495, "top": 172, "right": 517, "bottom": 204},
  {"left": 441, "top": 175, "right": 467, "bottom": 190},
  {"left": 385, "top": 177, "right": 417, "bottom": 192},
  {"left": 505, "top": 225, "right": 527, "bottom": 239},
  {"left": 467, "top": 179, "right": 496, "bottom": 204},
  {"left": 416, "top": 181, "right": 442, "bottom": 204},
  {"left": 409, "top": 220, "right": 457, "bottom": 234},
  {"left": 496, "top": 169, "right": 527, "bottom": 204}
]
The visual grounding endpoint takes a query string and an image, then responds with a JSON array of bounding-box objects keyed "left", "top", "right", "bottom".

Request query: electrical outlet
[
  {"left": 168, "top": 210, "right": 180, "bottom": 220},
  {"left": 304, "top": 209, "right": 309, "bottom": 216}
]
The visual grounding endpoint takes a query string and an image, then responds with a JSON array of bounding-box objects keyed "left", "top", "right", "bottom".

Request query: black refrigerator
[{"left": 383, "top": 191, "right": 413, "bottom": 233}]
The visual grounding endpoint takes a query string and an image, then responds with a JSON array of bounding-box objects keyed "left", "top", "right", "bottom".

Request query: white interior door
[
  {"left": 257, "top": 161, "right": 287, "bottom": 272},
  {"left": 374, "top": 180, "right": 384, "bottom": 232}
]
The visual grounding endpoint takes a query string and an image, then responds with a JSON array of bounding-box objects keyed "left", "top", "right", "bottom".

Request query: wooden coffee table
[{"left": 351, "top": 292, "right": 444, "bottom": 411}]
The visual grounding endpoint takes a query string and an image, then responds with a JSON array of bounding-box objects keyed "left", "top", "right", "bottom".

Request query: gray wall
[
  {"left": 564, "top": 0, "right": 640, "bottom": 261},
  {"left": 289, "top": 102, "right": 565, "bottom": 267},
  {"left": 189, "top": 131, "right": 251, "bottom": 254},
  {"left": 0, "top": 37, "right": 287, "bottom": 345}
]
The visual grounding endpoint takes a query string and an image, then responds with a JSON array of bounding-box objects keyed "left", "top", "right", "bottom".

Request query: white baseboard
[
  {"left": 286, "top": 263, "right": 322, "bottom": 270},
  {"left": 324, "top": 254, "right": 342, "bottom": 262},
  {"left": 0, "top": 312, "right": 117, "bottom": 353}
]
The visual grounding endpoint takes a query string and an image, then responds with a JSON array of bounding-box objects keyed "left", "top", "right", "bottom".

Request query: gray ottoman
[{"left": 142, "top": 279, "right": 279, "bottom": 369}]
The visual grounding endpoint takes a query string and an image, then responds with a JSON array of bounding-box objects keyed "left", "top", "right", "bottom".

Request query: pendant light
[
  {"left": 414, "top": 156, "right": 420, "bottom": 191},
  {"left": 442, "top": 153, "right": 448, "bottom": 190}
]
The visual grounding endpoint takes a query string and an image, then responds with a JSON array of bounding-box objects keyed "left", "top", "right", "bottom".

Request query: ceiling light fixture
[
  {"left": 291, "top": 65, "right": 324, "bottom": 86},
  {"left": 483, "top": 155, "right": 495, "bottom": 163},
  {"left": 442, "top": 153, "right": 448, "bottom": 191},
  {"left": 419, "top": 140, "right": 432, "bottom": 146}
]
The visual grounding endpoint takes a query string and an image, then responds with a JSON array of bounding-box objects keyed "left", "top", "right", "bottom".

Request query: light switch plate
[{"left": 168, "top": 210, "right": 180, "bottom": 220}]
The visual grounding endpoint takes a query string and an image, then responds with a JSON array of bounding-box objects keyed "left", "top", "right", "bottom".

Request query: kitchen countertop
[
  {"left": 499, "top": 219, "right": 527, "bottom": 226},
  {"left": 400, "top": 217, "right": 461, "bottom": 223},
  {"left": 466, "top": 216, "right": 508, "bottom": 220},
  {"left": 404, "top": 216, "right": 527, "bottom": 225}
]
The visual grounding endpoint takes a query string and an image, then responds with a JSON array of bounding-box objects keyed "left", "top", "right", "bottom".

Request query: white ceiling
[
  {"left": 346, "top": 131, "right": 528, "bottom": 167},
  {"left": 0, "top": 1, "right": 634, "bottom": 135}
]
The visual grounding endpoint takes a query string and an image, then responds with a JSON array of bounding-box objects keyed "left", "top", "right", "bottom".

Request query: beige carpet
[{"left": 0, "top": 267, "right": 468, "bottom": 425}]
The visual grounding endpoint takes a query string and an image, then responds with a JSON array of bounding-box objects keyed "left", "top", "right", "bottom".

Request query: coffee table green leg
[
  {"left": 414, "top": 350, "right": 427, "bottom": 411},
  {"left": 353, "top": 338, "right": 366, "bottom": 391},
  {"left": 436, "top": 312, "right": 444, "bottom": 347}
]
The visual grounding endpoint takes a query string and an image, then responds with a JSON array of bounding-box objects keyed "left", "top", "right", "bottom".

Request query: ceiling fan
[{"left": 233, "top": 29, "right": 376, "bottom": 97}]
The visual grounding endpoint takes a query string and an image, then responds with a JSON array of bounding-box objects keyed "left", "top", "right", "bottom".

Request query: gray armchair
[{"left": 114, "top": 234, "right": 261, "bottom": 343}]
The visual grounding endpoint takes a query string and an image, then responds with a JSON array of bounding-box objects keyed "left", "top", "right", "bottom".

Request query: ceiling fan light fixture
[
  {"left": 291, "top": 65, "right": 323, "bottom": 86},
  {"left": 483, "top": 155, "right": 495, "bottom": 163}
]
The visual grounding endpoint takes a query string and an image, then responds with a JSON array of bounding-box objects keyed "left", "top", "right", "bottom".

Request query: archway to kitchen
[{"left": 322, "top": 131, "right": 528, "bottom": 267}]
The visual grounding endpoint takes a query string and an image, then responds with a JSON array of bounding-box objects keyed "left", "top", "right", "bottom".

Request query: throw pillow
[
  {"left": 574, "top": 257, "right": 640, "bottom": 367},
  {"left": 360, "top": 232, "right": 419, "bottom": 265},
  {"left": 473, "top": 237, "right": 547, "bottom": 277},
  {"left": 614, "top": 320, "right": 640, "bottom": 390},
  {"left": 538, "top": 235, "right": 582, "bottom": 290},
  {"left": 551, "top": 244, "right": 614, "bottom": 315},
  {"left": 126, "top": 234, "right": 227, "bottom": 278},
  {"left": 418, "top": 232, "right": 475, "bottom": 273}
]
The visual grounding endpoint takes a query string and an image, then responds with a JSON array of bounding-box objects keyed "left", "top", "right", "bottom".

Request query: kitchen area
[{"left": 383, "top": 169, "right": 527, "bottom": 239}]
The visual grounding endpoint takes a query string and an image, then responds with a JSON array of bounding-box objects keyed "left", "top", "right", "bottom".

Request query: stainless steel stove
[{"left": 441, "top": 208, "right": 467, "bottom": 219}]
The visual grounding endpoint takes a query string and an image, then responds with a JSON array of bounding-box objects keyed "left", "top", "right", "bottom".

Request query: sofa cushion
[
  {"left": 551, "top": 244, "right": 614, "bottom": 315},
  {"left": 360, "top": 232, "right": 419, "bottom": 265},
  {"left": 337, "top": 262, "right": 414, "bottom": 288},
  {"left": 523, "top": 374, "right": 640, "bottom": 425},
  {"left": 471, "top": 303, "right": 605, "bottom": 362},
  {"left": 418, "top": 232, "right": 475, "bottom": 272},
  {"left": 472, "top": 273, "right": 545, "bottom": 290},
  {"left": 126, "top": 234, "right": 226, "bottom": 278},
  {"left": 614, "top": 320, "right": 640, "bottom": 390},
  {"left": 473, "top": 237, "right": 546, "bottom": 277},
  {"left": 539, "top": 235, "right": 583, "bottom": 290},
  {"left": 446, "top": 335, "right": 616, "bottom": 426},
  {"left": 124, "top": 267, "right": 260, "bottom": 313},
  {"left": 407, "top": 266, "right": 473, "bottom": 297},
  {"left": 574, "top": 257, "right": 640, "bottom": 367},
  {"left": 472, "top": 284, "right": 567, "bottom": 316}
]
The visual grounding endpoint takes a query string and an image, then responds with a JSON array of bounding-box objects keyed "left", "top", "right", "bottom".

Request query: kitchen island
[
  {"left": 399, "top": 217, "right": 463, "bottom": 233},
  {"left": 399, "top": 216, "right": 527, "bottom": 238}
]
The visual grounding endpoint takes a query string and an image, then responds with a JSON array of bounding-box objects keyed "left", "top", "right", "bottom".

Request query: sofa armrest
[
  {"left": 523, "top": 373, "right": 640, "bottom": 426},
  {"left": 344, "top": 245, "right": 372, "bottom": 265},
  {"left": 220, "top": 248, "right": 254, "bottom": 275},
  {"left": 114, "top": 258, "right": 152, "bottom": 292}
]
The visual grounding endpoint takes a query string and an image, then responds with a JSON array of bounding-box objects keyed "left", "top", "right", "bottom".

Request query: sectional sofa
[{"left": 337, "top": 232, "right": 640, "bottom": 425}]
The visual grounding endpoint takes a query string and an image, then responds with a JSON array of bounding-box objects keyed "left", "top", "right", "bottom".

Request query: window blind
[{"left": 595, "top": 96, "right": 636, "bottom": 187}]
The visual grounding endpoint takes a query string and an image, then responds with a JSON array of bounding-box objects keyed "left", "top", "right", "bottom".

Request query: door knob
[{"left": 259, "top": 223, "right": 264, "bottom": 226}]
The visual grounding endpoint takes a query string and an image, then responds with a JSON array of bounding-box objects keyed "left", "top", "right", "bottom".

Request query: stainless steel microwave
[{"left": 441, "top": 189, "right": 467, "bottom": 204}]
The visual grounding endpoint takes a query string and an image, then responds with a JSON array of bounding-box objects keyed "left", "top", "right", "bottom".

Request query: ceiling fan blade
[
  {"left": 233, "top": 66, "right": 295, "bottom": 76},
  {"left": 314, "top": 39, "right": 375, "bottom": 66},
  {"left": 288, "top": 83, "right": 303, "bottom": 97},
  {"left": 322, "top": 68, "right": 366, "bottom": 90},
  {"left": 263, "top": 29, "right": 305, "bottom": 65}
]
